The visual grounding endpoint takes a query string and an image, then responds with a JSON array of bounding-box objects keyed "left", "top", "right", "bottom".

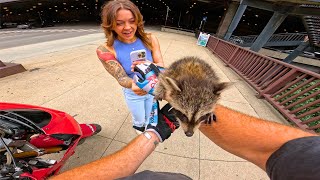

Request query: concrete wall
[{"left": 160, "top": 27, "right": 195, "bottom": 37}]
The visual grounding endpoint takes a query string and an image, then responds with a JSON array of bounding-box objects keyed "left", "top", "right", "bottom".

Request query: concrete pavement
[{"left": 0, "top": 26, "right": 289, "bottom": 179}]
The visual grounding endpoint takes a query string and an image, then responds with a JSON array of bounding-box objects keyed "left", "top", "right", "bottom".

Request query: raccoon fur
[{"left": 154, "top": 56, "right": 228, "bottom": 137}]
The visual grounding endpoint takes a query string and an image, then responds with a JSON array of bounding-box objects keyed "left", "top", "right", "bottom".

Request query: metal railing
[
  {"left": 207, "top": 36, "right": 320, "bottom": 133},
  {"left": 231, "top": 32, "right": 307, "bottom": 47}
]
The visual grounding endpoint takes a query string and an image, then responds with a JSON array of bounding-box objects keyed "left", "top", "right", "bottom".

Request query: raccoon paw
[{"left": 204, "top": 113, "right": 216, "bottom": 124}]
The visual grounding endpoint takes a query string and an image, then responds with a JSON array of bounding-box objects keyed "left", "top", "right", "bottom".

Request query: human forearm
[
  {"left": 117, "top": 76, "right": 132, "bottom": 88},
  {"left": 199, "top": 105, "right": 316, "bottom": 171},
  {"left": 99, "top": 60, "right": 132, "bottom": 88},
  {"left": 150, "top": 34, "right": 164, "bottom": 67},
  {"left": 97, "top": 45, "right": 132, "bottom": 88},
  {"left": 51, "top": 132, "right": 160, "bottom": 180}
]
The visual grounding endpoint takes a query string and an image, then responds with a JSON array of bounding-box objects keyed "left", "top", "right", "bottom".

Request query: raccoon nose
[{"left": 185, "top": 131, "right": 194, "bottom": 137}]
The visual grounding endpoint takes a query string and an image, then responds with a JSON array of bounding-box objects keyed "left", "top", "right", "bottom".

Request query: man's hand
[{"left": 146, "top": 103, "right": 180, "bottom": 142}]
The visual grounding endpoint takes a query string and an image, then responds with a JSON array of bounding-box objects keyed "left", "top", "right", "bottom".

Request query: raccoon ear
[
  {"left": 165, "top": 77, "right": 181, "bottom": 92},
  {"left": 213, "top": 82, "right": 229, "bottom": 95}
]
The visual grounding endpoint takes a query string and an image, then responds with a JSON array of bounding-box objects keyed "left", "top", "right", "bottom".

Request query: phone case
[{"left": 130, "top": 49, "right": 146, "bottom": 62}]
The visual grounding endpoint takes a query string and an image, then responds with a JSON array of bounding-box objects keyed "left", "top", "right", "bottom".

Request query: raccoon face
[
  {"left": 171, "top": 107, "right": 214, "bottom": 137},
  {"left": 157, "top": 76, "right": 227, "bottom": 137}
]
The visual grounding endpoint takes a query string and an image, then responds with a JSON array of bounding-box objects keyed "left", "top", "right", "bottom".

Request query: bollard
[
  {"left": 0, "top": 60, "right": 5, "bottom": 67},
  {"left": 0, "top": 60, "right": 27, "bottom": 78}
]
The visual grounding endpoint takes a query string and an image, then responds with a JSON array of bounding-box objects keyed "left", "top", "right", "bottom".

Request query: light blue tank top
[{"left": 114, "top": 38, "right": 153, "bottom": 78}]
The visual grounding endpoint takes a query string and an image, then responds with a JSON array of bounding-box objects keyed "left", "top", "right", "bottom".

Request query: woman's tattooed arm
[{"left": 96, "top": 45, "right": 132, "bottom": 88}]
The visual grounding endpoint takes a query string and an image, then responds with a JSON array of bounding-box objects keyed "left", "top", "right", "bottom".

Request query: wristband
[
  {"left": 143, "top": 131, "right": 159, "bottom": 147},
  {"left": 143, "top": 131, "right": 152, "bottom": 139}
]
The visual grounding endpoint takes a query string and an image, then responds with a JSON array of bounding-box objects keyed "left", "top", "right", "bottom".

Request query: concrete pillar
[
  {"left": 283, "top": 40, "right": 309, "bottom": 64},
  {"left": 249, "top": 12, "right": 287, "bottom": 52},
  {"left": 0, "top": 4, "right": 2, "bottom": 29},
  {"left": 224, "top": 3, "right": 247, "bottom": 40},
  {"left": 216, "top": 1, "right": 239, "bottom": 38}
]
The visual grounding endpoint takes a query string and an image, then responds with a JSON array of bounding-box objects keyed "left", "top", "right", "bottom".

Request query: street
[
  {"left": 0, "top": 24, "right": 105, "bottom": 63},
  {"left": 0, "top": 24, "right": 102, "bottom": 50}
]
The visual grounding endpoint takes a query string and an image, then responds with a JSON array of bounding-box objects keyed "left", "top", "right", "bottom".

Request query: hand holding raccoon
[
  {"left": 154, "top": 57, "right": 228, "bottom": 137},
  {"left": 146, "top": 103, "right": 180, "bottom": 142}
]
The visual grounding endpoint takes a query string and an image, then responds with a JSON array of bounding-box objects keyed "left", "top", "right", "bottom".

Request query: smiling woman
[
  {"left": 114, "top": 10, "right": 137, "bottom": 43},
  {"left": 97, "top": 0, "right": 164, "bottom": 134}
]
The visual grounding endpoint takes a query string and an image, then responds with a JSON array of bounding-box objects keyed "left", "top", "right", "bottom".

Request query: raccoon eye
[
  {"left": 199, "top": 113, "right": 212, "bottom": 122},
  {"left": 172, "top": 109, "right": 188, "bottom": 122}
]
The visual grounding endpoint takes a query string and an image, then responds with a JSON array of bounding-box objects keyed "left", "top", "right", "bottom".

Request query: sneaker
[{"left": 135, "top": 130, "right": 143, "bottom": 135}]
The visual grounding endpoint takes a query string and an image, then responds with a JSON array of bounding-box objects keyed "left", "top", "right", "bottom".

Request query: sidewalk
[{"left": 0, "top": 28, "right": 288, "bottom": 179}]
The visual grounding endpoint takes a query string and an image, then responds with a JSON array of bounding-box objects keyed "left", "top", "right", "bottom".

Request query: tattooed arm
[{"left": 96, "top": 45, "right": 132, "bottom": 88}]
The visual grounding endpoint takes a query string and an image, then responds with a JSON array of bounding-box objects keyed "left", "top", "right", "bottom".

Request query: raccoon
[{"left": 154, "top": 56, "right": 228, "bottom": 137}]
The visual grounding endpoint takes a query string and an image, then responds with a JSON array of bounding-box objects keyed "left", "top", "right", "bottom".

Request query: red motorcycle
[{"left": 0, "top": 102, "right": 101, "bottom": 180}]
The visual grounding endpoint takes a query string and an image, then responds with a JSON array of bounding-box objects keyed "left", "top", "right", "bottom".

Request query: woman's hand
[{"left": 131, "top": 81, "right": 148, "bottom": 96}]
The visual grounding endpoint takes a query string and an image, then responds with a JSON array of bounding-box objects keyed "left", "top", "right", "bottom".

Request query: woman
[{"left": 96, "top": 0, "right": 164, "bottom": 134}]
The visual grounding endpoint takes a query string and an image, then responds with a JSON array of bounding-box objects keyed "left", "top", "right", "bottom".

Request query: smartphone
[{"left": 130, "top": 49, "right": 146, "bottom": 62}]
